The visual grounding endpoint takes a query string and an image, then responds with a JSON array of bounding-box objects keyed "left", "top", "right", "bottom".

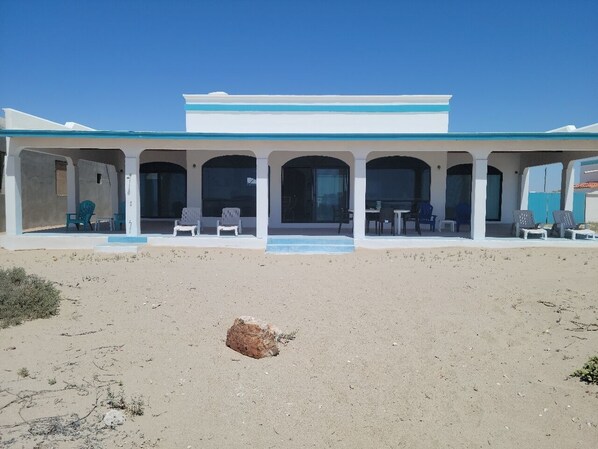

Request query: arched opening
[
  {"left": 202, "top": 155, "right": 256, "bottom": 217},
  {"left": 140, "top": 162, "right": 187, "bottom": 218},
  {"left": 281, "top": 156, "right": 349, "bottom": 223},
  {"left": 366, "top": 156, "right": 431, "bottom": 209},
  {"left": 446, "top": 164, "right": 503, "bottom": 221}
]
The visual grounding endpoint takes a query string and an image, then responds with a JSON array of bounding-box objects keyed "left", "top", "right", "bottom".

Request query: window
[
  {"left": 366, "top": 156, "right": 431, "bottom": 209},
  {"left": 445, "top": 164, "right": 503, "bottom": 221},
  {"left": 55, "top": 160, "right": 67, "bottom": 196},
  {"left": 202, "top": 155, "right": 256, "bottom": 217}
]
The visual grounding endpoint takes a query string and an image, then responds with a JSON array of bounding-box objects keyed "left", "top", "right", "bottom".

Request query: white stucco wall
[{"left": 185, "top": 94, "right": 451, "bottom": 134}]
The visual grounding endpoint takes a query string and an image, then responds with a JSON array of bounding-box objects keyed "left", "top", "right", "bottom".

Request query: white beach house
[{"left": 1, "top": 92, "right": 598, "bottom": 250}]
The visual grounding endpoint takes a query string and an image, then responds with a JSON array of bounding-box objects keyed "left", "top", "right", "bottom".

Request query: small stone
[{"left": 103, "top": 409, "right": 126, "bottom": 427}]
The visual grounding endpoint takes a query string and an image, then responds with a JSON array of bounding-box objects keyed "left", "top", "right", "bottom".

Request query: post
[
  {"left": 255, "top": 156, "right": 269, "bottom": 239},
  {"left": 65, "top": 157, "right": 80, "bottom": 214},
  {"left": 123, "top": 147, "right": 143, "bottom": 236},
  {"left": 470, "top": 154, "right": 489, "bottom": 240},
  {"left": 561, "top": 161, "right": 575, "bottom": 211},
  {"left": 353, "top": 157, "right": 367, "bottom": 239},
  {"left": 4, "top": 147, "right": 23, "bottom": 236},
  {"left": 519, "top": 167, "right": 530, "bottom": 210}
]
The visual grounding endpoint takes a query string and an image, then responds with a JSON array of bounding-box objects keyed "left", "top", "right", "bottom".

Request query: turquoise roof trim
[
  {"left": 580, "top": 159, "right": 598, "bottom": 166},
  {"left": 185, "top": 103, "right": 450, "bottom": 113},
  {"left": 2, "top": 129, "right": 598, "bottom": 141}
]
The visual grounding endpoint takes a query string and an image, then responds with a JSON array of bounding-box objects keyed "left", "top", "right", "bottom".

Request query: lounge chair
[
  {"left": 173, "top": 207, "right": 202, "bottom": 236},
  {"left": 552, "top": 210, "right": 596, "bottom": 240},
  {"left": 217, "top": 207, "right": 242, "bottom": 236},
  {"left": 66, "top": 200, "right": 95, "bottom": 231},
  {"left": 513, "top": 210, "right": 547, "bottom": 239}
]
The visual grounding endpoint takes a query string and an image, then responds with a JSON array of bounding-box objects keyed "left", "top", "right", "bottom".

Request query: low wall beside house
[{"left": 528, "top": 192, "right": 586, "bottom": 224}]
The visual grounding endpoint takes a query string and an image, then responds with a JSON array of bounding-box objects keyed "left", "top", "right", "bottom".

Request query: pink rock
[{"left": 226, "top": 316, "right": 280, "bottom": 359}]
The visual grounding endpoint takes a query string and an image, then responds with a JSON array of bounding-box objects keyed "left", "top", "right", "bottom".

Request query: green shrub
[
  {"left": 0, "top": 267, "right": 61, "bottom": 329},
  {"left": 572, "top": 356, "right": 598, "bottom": 385}
]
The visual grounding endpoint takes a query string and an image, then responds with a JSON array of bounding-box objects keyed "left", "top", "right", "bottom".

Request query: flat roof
[{"left": 2, "top": 129, "right": 598, "bottom": 142}]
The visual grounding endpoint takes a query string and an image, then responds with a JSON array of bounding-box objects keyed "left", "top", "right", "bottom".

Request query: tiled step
[{"left": 266, "top": 236, "right": 354, "bottom": 254}]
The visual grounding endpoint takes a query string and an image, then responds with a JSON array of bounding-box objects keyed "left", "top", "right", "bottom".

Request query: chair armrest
[
  {"left": 174, "top": 219, "right": 180, "bottom": 226},
  {"left": 216, "top": 219, "right": 220, "bottom": 227}
]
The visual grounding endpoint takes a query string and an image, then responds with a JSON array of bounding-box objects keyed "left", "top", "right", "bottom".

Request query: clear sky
[{"left": 1, "top": 0, "right": 597, "bottom": 190}]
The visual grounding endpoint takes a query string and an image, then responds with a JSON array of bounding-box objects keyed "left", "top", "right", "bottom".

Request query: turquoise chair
[
  {"left": 113, "top": 201, "right": 126, "bottom": 231},
  {"left": 66, "top": 200, "right": 95, "bottom": 231}
]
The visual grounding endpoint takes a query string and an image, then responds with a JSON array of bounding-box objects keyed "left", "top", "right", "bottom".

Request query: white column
[
  {"left": 470, "top": 155, "right": 488, "bottom": 240},
  {"left": 430, "top": 154, "right": 448, "bottom": 221},
  {"left": 124, "top": 151, "right": 142, "bottom": 236},
  {"left": 353, "top": 157, "right": 367, "bottom": 239},
  {"left": 561, "top": 161, "right": 575, "bottom": 211},
  {"left": 520, "top": 167, "right": 530, "bottom": 210},
  {"left": 65, "top": 158, "right": 80, "bottom": 213},
  {"left": 4, "top": 151, "right": 23, "bottom": 236},
  {"left": 255, "top": 156, "right": 269, "bottom": 239}
]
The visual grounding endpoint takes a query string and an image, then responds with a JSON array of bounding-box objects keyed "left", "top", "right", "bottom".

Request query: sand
[{"left": 0, "top": 246, "right": 597, "bottom": 448}]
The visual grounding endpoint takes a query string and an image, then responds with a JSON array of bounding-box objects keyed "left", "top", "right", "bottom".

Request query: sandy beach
[{"left": 1, "top": 246, "right": 597, "bottom": 448}]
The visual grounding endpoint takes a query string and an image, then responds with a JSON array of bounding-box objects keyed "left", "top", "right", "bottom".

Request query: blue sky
[{"left": 1, "top": 0, "right": 597, "bottom": 190}]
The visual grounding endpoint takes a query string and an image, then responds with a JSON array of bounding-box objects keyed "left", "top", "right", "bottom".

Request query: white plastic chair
[
  {"left": 552, "top": 210, "right": 596, "bottom": 240},
  {"left": 216, "top": 207, "right": 242, "bottom": 236},
  {"left": 173, "top": 207, "right": 202, "bottom": 236}
]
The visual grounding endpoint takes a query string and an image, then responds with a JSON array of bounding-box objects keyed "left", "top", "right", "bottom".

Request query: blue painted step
[
  {"left": 266, "top": 236, "right": 354, "bottom": 254},
  {"left": 107, "top": 236, "right": 148, "bottom": 244}
]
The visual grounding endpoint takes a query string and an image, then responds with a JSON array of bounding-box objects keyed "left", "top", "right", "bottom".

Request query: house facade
[{"left": 1, "top": 92, "right": 598, "bottom": 250}]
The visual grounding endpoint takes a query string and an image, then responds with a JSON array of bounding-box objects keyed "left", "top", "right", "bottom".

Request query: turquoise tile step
[
  {"left": 107, "top": 236, "right": 148, "bottom": 244},
  {"left": 266, "top": 236, "right": 354, "bottom": 254}
]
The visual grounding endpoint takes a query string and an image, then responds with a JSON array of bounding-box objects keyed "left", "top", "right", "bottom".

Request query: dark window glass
[
  {"left": 140, "top": 162, "right": 186, "bottom": 218},
  {"left": 366, "top": 156, "right": 430, "bottom": 210},
  {"left": 202, "top": 156, "right": 256, "bottom": 217},
  {"left": 445, "top": 164, "right": 502, "bottom": 221},
  {"left": 281, "top": 156, "right": 349, "bottom": 223}
]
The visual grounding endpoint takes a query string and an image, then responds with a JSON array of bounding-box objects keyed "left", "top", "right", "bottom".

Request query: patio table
[{"left": 393, "top": 209, "right": 410, "bottom": 235}]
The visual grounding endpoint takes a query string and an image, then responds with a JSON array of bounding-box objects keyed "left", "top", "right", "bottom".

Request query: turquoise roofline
[
  {"left": 2, "top": 129, "right": 598, "bottom": 141},
  {"left": 184, "top": 103, "right": 450, "bottom": 113}
]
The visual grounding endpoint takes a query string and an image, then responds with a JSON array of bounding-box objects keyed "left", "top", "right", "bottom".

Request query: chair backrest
[
  {"left": 419, "top": 202, "right": 434, "bottom": 220},
  {"left": 379, "top": 207, "right": 394, "bottom": 222},
  {"left": 79, "top": 200, "right": 95, "bottom": 218},
  {"left": 180, "top": 207, "right": 202, "bottom": 225},
  {"left": 455, "top": 203, "right": 471, "bottom": 223},
  {"left": 553, "top": 210, "right": 575, "bottom": 228},
  {"left": 513, "top": 210, "right": 535, "bottom": 229},
  {"left": 221, "top": 207, "right": 241, "bottom": 226}
]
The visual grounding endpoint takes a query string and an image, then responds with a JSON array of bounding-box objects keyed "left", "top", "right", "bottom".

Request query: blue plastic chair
[
  {"left": 66, "top": 200, "right": 95, "bottom": 231},
  {"left": 418, "top": 202, "right": 437, "bottom": 232},
  {"left": 455, "top": 203, "right": 471, "bottom": 232},
  {"left": 113, "top": 201, "right": 126, "bottom": 231}
]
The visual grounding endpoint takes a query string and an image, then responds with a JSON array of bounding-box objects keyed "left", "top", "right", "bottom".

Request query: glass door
[{"left": 314, "top": 168, "right": 348, "bottom": 222}]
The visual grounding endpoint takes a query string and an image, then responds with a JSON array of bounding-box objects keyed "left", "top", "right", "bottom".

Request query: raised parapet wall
[
  {"left": 3, "top": 109, "right": 94, "bottom": 130},
  {"left": 184, "top": 92, "right": 451, "bottom": 134}
]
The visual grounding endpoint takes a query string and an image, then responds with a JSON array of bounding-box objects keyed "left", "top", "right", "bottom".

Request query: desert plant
[
  {"left": 572, "top": 356, "right": 598, "bottom": 385},
  {"left": 0, "top": 267, "right": 61, "bottom": 328},
  {"left": 48, "top": 377, "right": 57, "bottom": 385},
  {"left": 17, "top": 367, "right": 30, "bottom": 378},
  {"left": 127, "top": 395, "right": 145, "bottom": 416},
  {"left": 106, "top": 387, "right": 126, "bottom": 410}
]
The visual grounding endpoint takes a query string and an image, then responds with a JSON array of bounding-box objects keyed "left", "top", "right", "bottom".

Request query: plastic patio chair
[
  {"left": 334, "top": 207, "right": 353, "bottom": 234},
  {"left": 418, "top": 202, "right": 437, "bottom": 232},
  {"left": 552, "top": 210, "right": 596, "bottom": 240},
  {"left": 65, "top": 200, "right": 95, "bottom": 231},
  {"left": 455, "top": 203, "right": 471, "bottom": 232},
  {"left": 512, "top": 210, "right": 547, "bottom": 239},
  {"left": 217, "top": 207, "right": 242, "bottom": 236},
  {"left": 173, "top": 207, "right": 202, "bottom": 236},
  {"left": 113, "top": 201, "right": 126, "bottom": 231}
]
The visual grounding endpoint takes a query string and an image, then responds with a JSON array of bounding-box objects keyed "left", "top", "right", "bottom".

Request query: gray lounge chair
[
  {"left": 217, "top": 207, "right": 242, "bottom": 236},
  {"left": 173, "top": 207, "right": 202, "bottom": 236},
  {"left": 513, "top": 210, "right": 547, "bottom": 239},
  {"left": 552, "top": 210, "right": 596, "bottom": 240}
]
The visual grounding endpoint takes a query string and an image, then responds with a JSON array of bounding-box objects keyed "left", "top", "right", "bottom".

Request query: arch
[
  {"left": 366, "top": 156, "right": 431, "bottom": 209},
  {"left": 281, "top": 156, "right": 349, "bottom": 223},
  {"left": 140, "top": 162, "right": 187, "bottom": 218},
  {"left": 445, "top": 164, "right": 503, "bottom": 221},
  {"left": 202, "top": 155, "right": 256, "bottom": 217}
]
